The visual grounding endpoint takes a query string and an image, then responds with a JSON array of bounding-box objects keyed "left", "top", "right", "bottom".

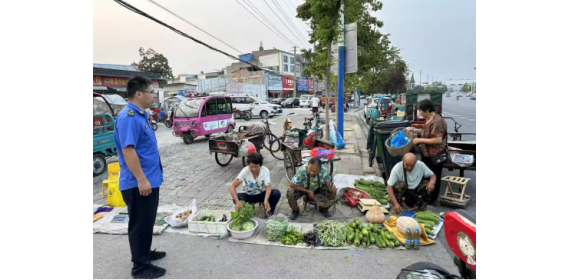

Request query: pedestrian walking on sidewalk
[
  {"left": 310, "top": 93, "right": 320, "bottom": 116},
  {"left": 114, "top": 75, "right": 166, "bottom": 279}
]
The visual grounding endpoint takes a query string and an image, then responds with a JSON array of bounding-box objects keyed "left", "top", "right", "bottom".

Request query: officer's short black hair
[
  {"left": 126, "top": 76, "right": 153, "bottom": 99},
  {"left": 417, "top": 99, "right": 436, "bottom": 113},
  {"left": 246, "top": 152, "right": 263, "bottom": 166}
]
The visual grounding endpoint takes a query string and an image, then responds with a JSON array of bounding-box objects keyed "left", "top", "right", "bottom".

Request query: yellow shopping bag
[{"left": 102, "top": 163, "right": 126, "bottom": 207}]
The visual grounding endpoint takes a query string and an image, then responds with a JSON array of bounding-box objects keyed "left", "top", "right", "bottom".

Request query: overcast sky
[{"left": 94, "top": 0, "right": 475, "bottom": 83}]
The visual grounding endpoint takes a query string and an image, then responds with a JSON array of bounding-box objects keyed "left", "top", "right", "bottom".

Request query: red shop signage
[
  {"left": 94, "top": 75, "right": 160, "bottom": 88},
  {"left": 93, "top": 76, "right": 129, "bottom": 87},
  {"left": 282, "top": 75, "right": 294, "bottom": 89}
]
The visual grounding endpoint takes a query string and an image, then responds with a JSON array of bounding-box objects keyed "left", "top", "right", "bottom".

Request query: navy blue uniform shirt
[{"left": 114, "top": 103, "right": 163, "bottom": 191}]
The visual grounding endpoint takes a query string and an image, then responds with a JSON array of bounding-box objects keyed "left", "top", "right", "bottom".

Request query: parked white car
[
  {"left": 230, "top": 95, "right": 282, "bottom": 119},
  {"left": 299, "top": 94, "right": 313, "bottom": 108}
]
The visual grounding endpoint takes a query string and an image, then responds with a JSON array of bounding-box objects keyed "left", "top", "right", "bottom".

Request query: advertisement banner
[
  {"left": 308, "top": 78, "right": 314, "bottom": 93},
  {"left": 297, "top": 78, "right": 308, "bottom": 92},
  {"left": 282, "top": 75, "right": 294, "bottom": 89},
  {"left": 268, "top": 74, "right": 283, "bottom": 91}
]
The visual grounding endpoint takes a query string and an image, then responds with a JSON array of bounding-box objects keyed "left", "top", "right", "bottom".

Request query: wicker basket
[{"left": 385, "top": 127, "right": 415, "bottom": 156}]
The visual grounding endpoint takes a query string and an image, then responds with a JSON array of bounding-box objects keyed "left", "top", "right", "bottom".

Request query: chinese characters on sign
[
  {"left": 282, "top": 75, "right": 294, "bottom": 89},
  {"left": 93, "top": 75, "right": 160, "bottom": 88}
]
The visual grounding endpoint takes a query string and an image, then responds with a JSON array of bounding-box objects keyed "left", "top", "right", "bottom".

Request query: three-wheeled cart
[{"left": 208, "top": 132, "right": 264, "bottom": 167}]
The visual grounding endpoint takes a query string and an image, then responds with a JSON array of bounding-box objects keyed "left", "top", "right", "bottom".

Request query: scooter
[
  {"left": 164, "top": 108, "right": 174, "bottom": 128},
  {"left": 150, "top": 112, "right": 159, "bottom": 131},
  {"left": 395, "top": 210, "right": 476, "bottom": 279}
]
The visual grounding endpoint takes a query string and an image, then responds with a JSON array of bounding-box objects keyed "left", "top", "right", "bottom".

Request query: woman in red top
[{"left": 409, "top": 99, "right": 447, "bottom": 204}]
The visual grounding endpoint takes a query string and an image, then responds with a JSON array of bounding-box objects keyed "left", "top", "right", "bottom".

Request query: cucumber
[
  {"left": 425, "top": 228, "right": 434, "bottom": 235},
  {"left": 370, "top": 233, "right": 376, "bottom": 243},
  {"left": 416, "top": 212, "right": 440, "bottom": 223}
]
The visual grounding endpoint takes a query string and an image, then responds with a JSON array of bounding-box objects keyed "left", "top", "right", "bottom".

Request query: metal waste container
[{"left": 372, "top": 120, "right": 411, "bottom": 180}]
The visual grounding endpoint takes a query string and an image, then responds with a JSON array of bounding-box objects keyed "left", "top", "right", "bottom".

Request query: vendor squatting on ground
[
  {"left": 386, "top": 153, "right": 436, "bottom": 214},
  {"left": 229, "top": 153, "right": 281, "bottom": 215},
  {"left": 287, "top": 157, "right": 337, "bottom": 220}
]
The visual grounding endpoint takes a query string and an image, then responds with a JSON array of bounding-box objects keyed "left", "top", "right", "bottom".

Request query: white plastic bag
[
  {"left": 238, "top": 140, "right": 254, "bottom": 157},
  {"left": 165, "top": 199, "right": 198, "bottom": 228}
]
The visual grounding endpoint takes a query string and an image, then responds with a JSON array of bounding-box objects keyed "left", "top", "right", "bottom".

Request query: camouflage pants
[
  {"left": 287, "top": 187, "right": 335, "bottom": 212},
  {"left": 393, "top": 180, "right": 431, "bottom": 209}
]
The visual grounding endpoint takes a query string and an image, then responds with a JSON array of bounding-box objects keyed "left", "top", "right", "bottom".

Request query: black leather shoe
[
  {"left": 150, "top": 249, "right": 166, "bottom": 261},
  {"left": 132, "top": 264, "right": 166, "bottom": 279},
  {"left": 290, "top": 210, "right": 300, "bottom": 220}
]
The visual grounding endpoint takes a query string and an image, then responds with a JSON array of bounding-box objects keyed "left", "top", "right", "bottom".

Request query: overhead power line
[
  {"left": 146, "top": 0, "right": 243, "bottom": 54},
  {"left": 238, "top": 0, "right": 297, "bottom": 46},
  {"left": 272, "top": 0, "right": 308, "bottom": 46},
  {"left": 263, "top": 0, "right": 310, "bottom": 49},
  {"left": 113, "top": 0, "right": 267, "bottom": 71}
]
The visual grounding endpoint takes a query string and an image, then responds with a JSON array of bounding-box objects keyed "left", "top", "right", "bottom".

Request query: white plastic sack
[
  {"left": 238, "top": 140, "right": 254, "bottom": 157},
  {"left": 165, "top": 199, "right": 198, "bottom": 228}
]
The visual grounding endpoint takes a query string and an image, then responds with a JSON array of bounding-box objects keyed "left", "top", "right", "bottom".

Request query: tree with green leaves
[
  {"left": 462, "top": 83, "right": 472, "bottom": 92},
  {"left": 298, "top": 0, "right": 401, "bottom": 137},
  {"left": 132, "top": 47, "right": 174, "bottom": 80}
]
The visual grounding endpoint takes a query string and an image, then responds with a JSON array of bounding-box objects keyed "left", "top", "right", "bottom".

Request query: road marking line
[
  {"left": 459, "top": 116, "right": 467, "bottom": 119},
  {"left": 467, "top": 119, "right": 476, "bottom": 121}
]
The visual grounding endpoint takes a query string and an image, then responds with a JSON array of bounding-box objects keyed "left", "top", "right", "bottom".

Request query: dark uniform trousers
[{"left": 121, "top": 187, "right": 160, "bottom": 273}]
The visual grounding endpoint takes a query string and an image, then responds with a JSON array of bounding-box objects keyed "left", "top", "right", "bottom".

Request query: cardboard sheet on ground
[
  {"left": 333, "top": 174, "right": 389, "bottom": 209},
  {"left": 229, "top": 219, "right": 406, "bottom": 251}
]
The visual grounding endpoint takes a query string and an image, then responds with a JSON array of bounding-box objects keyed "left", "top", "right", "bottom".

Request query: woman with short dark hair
[
  {"left": 409, "top": 99, "right": 447, "bottom": 204},
  {"left": 228, "top": 153, "right": 281, "bottom": 215}
]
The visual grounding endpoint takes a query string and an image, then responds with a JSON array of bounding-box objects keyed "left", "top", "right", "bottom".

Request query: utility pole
[
  {"left": 337, "top": 2, "right": 345, "bottom": 137},
  {"left": 419, "top": 70, "right": 422, "bottom": 86},
  {"left": 293, "top": 46, "right": 297, "bottom": 97},
  {"left": 427, "top": 74, "right": 429, "bottom": 85}
]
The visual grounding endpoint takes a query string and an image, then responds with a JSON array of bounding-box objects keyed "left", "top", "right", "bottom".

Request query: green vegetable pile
[
  {"left": 266, "top": 217, "right": 289, "bottom": 241},
  {"left": 415, "top": 211, "right": 441, "bottom": 235},
  {"left": 315, "top": 220, "right": 350, "bottom": 247},
  {"left": 280, "top": 228, "right": 305, "bottom": 245},
  {"left": 198, "top": 215, "right": 216, "bottom": 222},
  {"left": 230, "top": 201, "right": 255, "bottom": 231},
  {"left": 346, "top": 218, "right": 401, "bottom": 248},
  {"left": 354, "top": 179, "right": 389, "bottom": 204}
]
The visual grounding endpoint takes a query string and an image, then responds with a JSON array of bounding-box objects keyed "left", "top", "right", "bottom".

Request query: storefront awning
[
  {"left": 93, "top": 86, "right": 107, "bottom": 90},
  {"left": 110, "top": 87, "right": 127, "bottom": 92}
]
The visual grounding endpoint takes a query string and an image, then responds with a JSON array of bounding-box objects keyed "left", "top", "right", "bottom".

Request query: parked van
[
  {"left": 230, "top": 95, "right": 282, "bottom": 119},
  {"left": 299, "top": 94, "right": 313, "bottom": 108},
  {"left": 172, "top": 96, "right": 236, "bottom": 144}
]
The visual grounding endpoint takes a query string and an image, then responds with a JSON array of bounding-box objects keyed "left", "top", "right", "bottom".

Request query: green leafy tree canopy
[{"left": 132, "top": 47, "right": 174, "bottom": 80}]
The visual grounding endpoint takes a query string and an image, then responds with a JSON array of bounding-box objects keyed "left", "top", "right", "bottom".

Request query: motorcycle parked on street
[{"left": 233, "top": 107, "right": 252, "bottom": 121}]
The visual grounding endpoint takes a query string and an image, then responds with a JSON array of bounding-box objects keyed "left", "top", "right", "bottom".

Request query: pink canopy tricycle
[{"left": 172, "top": 96, "right": 236, "bottom": 144}]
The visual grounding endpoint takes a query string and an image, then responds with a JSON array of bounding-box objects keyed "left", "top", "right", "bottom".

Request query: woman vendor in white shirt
[{"left": 229, "top": 153, "right": 281, "bottom": 216}]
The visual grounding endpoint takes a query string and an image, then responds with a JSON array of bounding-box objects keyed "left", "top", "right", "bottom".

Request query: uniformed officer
[{"left": 115, "top": 75, "right": 165, "bottom": 279}]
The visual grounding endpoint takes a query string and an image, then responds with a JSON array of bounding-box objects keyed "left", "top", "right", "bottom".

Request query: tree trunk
[{"left": 324, "top": 0, "right": 342, "bottom": 141}]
